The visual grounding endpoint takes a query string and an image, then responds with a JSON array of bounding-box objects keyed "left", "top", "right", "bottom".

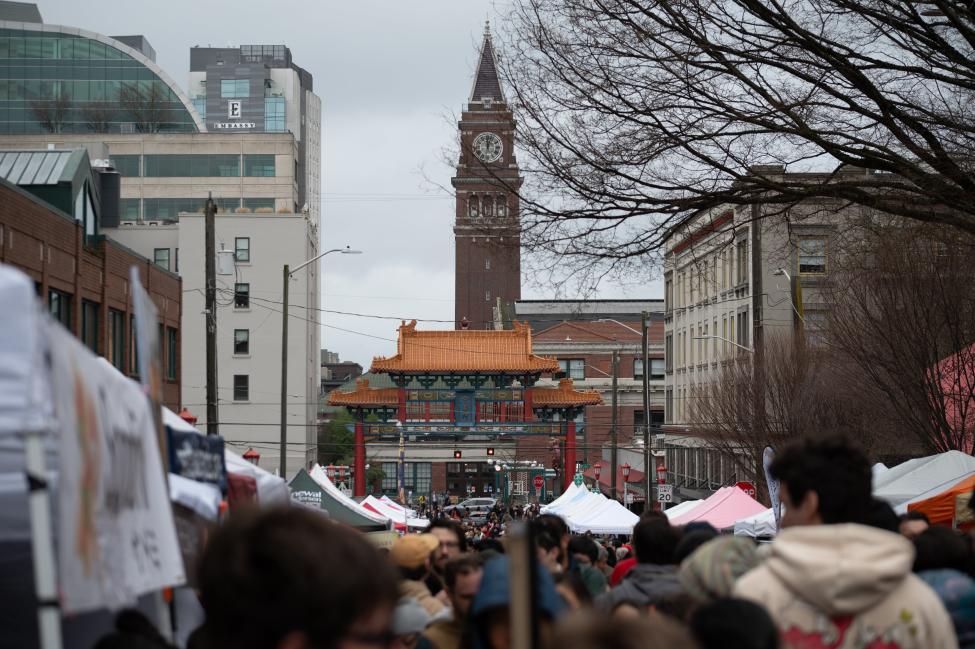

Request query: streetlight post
[
  {"left": 621, "top": 462, "right": 631, "bottom": 509},
  {"left": 280, "top": 246, "right": 361, "bottom": 479},
  {"left": 593, "top": 462, "right": 601, "bottom": 493}
]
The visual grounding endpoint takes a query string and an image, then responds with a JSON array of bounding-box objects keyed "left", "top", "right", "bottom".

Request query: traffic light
[
  {"left": 486, "top": 447, "right": 495, "bottom": 456},
  {"left": 454, "top": 450, "right": 462, "bottom": 459}
]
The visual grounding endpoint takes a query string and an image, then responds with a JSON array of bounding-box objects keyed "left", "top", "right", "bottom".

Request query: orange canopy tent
[{"left": 908, "top": 474, "right": 975, "bottom": 528}]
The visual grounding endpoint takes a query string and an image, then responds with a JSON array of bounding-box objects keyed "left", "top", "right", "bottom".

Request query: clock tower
[{"left": 452, "top": 23, "right": 522, "bottom": 330}]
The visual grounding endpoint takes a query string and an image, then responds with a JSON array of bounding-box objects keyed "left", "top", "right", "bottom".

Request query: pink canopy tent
[{"left": 669, "top": 486, "right": 767, "bottom": 530}]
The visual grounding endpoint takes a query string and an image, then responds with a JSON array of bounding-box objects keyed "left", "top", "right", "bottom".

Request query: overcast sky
[{"left": 41, "top": 0, "right": 657, "bottom": 367}]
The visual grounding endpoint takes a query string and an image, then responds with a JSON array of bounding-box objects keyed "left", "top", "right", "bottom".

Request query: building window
[
  {"left": 143, "top": 198, "right": 206, "bottom": 221},
  {"left": 264, "top": 96, "right": 285, "bottom": 132},
  {"left": 235, "top": 237, "right": 250, "bottom": 262},
  {"left": 119, "top": 198, "right": 140, "bottom": 220},
  {"left": 143, "top": 154, "right": 240, "bottom": 177},
  {"left": 736, "top": 239, "right": 748, "bottom": 285},
  {"left": 49, "top": 289, "right": 71, "bottom": 329},
  {"left": 167, "top": 327, "right": 177, "bottom": 380},
  {"left": 220, "top": 79, "right": 249, "bottom": 98},
  {"left": 81, "top": 300, "right": 98, "bottom": 353},
  {"left": 153, "top": 248, "right": 170, "bottom": 270},
  {"left": 558, "top": 359, "right": 585, "bottom": 380},
  {"left": 234, "top": 283, "right": 250, "bottom": 308},
  {"left": 191, "top": 96, "right": 206, "bottom": 120},
  {"left": 233, "top": 375, "right": 249, "bottom": 401},
  {"left": 634, "top": 358, "right": 643, "bottom": 379},
  {"left": 244, "top": 154, "right": 276, "bottom": 177},
  {"left": 665, "top": 334, "right": 673, "bottom": 372},
  {"left": 108, "top": 309, "right": 125, "bottom": 370},
  {"left": 650, "top": 358, "right": 665, "bottom": 380},
  {"left": 665, "top": 276, "right": 673, "bottom": 312},
  {"left": 234, "top": 329, "right": 249, "bottom": 355},
  {"left": 798, "top": 237, "right": 827, "bottom": 275},
  {"left": 665, "top": 388, "right": 673, "bottom": 424},
  {"left": 129, "top": 314, "right": 139, "bottom": 376},
  {"left": 111, "top": 155, "right": 140, "bottom": 177},
  {"left": 242, "top": 198, "right": 275, "bottom": 211},
  {"left": 485, "top": 258, "right": 491, "bottom": 270},
  {"left": 737, "top": 311, "right": 750, "bottom": 350}
]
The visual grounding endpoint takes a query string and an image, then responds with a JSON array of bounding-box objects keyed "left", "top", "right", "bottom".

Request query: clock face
[{"left": 473, "top": 132, "right": 503, "bottom": 163}]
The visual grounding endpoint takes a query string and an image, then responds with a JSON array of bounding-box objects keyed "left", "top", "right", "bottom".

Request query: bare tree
[
  {"left": 823, "top": 221, "right": 975, "bottom": 453},
  {"left": 29, "top": 90, "right": 70, "bottom": 133},
  {"left": 83, "top": 101, "right": 116, "bottom": 133},
  {"left": 119, "top": 82, "right": 174, "bottom": 134},
  {"left": 501, "top": 0, "right": 975, "bottom": 274},
  {"left": 687, "top": 332, "right": 892, "bottom": 502}
]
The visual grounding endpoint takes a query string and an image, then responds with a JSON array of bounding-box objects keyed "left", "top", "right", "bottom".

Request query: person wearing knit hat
[
  {"left": 679, "top": 536, "right": 759, "bottom": 603},
  {"left": 391, "top": 534, "right": 448, "bottom": 618},
  {"left": 392, "top": 597, "right": 432, "bottom": 649}
]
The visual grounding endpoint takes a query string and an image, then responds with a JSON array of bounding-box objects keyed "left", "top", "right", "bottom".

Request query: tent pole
[{"left": 25, "top": 428, "right": 63, "bottom": 649}]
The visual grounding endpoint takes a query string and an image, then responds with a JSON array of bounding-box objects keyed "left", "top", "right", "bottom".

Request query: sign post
[
  {"left": 657, "top": 484, "right": 674, "bottom": 504},
  {"left": 735, "top": 481, "right": 757, "bottom": 499},
  {"left": 533, "top": 474, "right": 544, "bottom": 496}
]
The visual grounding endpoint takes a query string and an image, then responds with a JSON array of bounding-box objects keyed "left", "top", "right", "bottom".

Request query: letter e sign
[{"left": 228, "top": 100, "right": 242, "bottom": 119}]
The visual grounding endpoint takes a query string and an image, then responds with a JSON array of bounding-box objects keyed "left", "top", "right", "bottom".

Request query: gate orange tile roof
[
  {"left": 327, "top": 378, "right": 397, "bottom": 407},
  {"left": 532, "top": 379, "right": 603, "bottom": 406},
  {"left": 370, "top": 320, "right": 560, "bottom": 374}
]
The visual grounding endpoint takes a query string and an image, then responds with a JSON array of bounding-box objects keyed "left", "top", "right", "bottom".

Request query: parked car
[{"left": 443, "top": 497, "right": 497, "bottom": 522}]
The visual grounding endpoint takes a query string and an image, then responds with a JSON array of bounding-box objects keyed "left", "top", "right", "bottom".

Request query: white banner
[
  {"left": 763, "top": 446, "right": 781, "bottom": 527},
  {"left": 53, "top": 324, "right": 184, "bottom": 614}
]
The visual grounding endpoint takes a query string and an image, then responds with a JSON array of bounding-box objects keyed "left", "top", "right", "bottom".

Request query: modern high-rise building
[{"left": 188, "top": 44, "right": 321, "bottom": 224}]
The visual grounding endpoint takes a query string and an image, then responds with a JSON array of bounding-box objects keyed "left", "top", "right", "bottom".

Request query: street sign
[
  {"left": 657, "top": 484, "right": 674, "bottom": 503},
  {"left": 736, "top": 481, "right": 757, "bottom": 499},
  {"left": 625, "top": 493, "right": 634, "bottom": 504},
  {"left": 533, "top": 475, "right": 545, "bottom": 490},
  {"left": 573, "top": 473, "right": 584, "bottom": 487}
]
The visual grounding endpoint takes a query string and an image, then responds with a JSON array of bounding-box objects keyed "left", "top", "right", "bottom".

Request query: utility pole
[
  {"left": 280, "top": 263, "right": 290, "bottom": 479},
  {"left": 204, "top": 194, "right": 218, "bottom": 436},
  {"left": 641, "top": 311, "right": 651, "bottom": 510},
  {"left": 610, "top": 349, "right": 619, "bottom": 501}
]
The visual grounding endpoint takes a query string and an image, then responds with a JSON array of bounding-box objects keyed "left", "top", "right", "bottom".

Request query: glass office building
[{"left": 0, "top": 25, "right": 202, "bottom": 134}]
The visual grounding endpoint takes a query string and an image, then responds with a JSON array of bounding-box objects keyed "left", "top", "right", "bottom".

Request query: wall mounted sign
[{"left": 228, "top": 100, "right": 242, "bottom": 118}]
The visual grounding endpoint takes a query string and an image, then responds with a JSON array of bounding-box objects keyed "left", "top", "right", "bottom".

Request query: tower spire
[{"left": 469, "top": 22, "right": 505, "bottom": 105}]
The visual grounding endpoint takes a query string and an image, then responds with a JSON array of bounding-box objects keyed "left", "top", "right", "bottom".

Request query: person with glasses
[
  {"left": 419, "top": 555, "right": 484, "bottom": 649},
  {"left": 426, "top": 519, "right": 468, "bottom": 598}
]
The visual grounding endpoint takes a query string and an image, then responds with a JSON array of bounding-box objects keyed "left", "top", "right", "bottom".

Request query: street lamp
[
  {"left": 621, "top": 462, "right": 631, "bottom": 509},
  {"left": 280, "top": 246, "right": 362, "bottom": 479},
  {"left": 596, "top": 317, "right": 652, "bottom": 517},
  {"left": 773, "top": 268, "right": 805, "bottom": 324}
]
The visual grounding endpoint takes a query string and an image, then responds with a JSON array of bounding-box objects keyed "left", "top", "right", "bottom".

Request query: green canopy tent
[{"left": 289, "top": 468, "right": 389, "bottom": 532}]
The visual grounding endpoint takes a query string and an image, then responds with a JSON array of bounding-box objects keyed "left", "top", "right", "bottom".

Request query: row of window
[
  {"left": 557, "top": 358, "right": 665, "bottom": 381},
  {"left": 380, "top": 462, "right": 433, "bottom": 496},
  {"left": 152, "top": 240, "right": 251, "bottom": 275},
  {"left": 122, "top": 197, "right": 277, "bottom": 221},
  {"left": 672, "top": 310, "right": 751, "bottom": 369},
  {"left": 0, "top": 33, "right": 139, "bottom": 61},
  {"left": 467, "top": 194, "right": 509, "bottom": 219},
  {"left": 47, "top": 287, "right": 177, "bottom": 379},
  {"left": 666, "top": 236, "right": 828, "bottom": 312},
  {"left": 111, "top": 154, "right": 277, "bottom": 178}
]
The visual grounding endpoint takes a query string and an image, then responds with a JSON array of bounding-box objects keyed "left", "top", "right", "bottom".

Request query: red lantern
[
  {"left": 178, "top": 408, "right": 197, "bottom": 426},
  {"left": 242, "top": 448, "right": 260, "bottom": 465},
  {"left": 594, "top": 463, "right": 602, "bottom": 481}
]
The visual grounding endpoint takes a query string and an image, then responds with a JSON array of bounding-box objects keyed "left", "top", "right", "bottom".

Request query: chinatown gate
[{"left": 328, "top": 321, "right": 602, "bottom": 499}]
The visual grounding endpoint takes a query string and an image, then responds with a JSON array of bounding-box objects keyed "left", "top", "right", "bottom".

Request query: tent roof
[
  {"left": 664, "top": 499, "right": 703, "bottom": 521},
  {"left": 873, "top": 451, "right": 975, "bottom": 509},
  {"left": 907, "top": 474, "right": 975, "bottom": 526},
  {"left": 290, "top": 469, "right": 388, "bottom": 531},
  {"left": 669, "top": 487, "right": 767, "bottom": 530},
  {"left": 361, "top": 496, "right": 429, "bottom": 529},
  {"left": 733, "top": 507, "right": 777, "bottom": 538},
  {"left": 566, "top": 498, "right": 639, "bottom": 535}
]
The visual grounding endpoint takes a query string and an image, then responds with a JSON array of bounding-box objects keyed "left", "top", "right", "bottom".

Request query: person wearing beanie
[
  {"left": 392, "top": 598, "right": 432, "bottom": 649},
  {"left": 679, "top": 536, "right": 759, "bottom": 603}
]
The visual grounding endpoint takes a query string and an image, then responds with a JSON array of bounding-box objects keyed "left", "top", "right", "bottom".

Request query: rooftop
[
  {"left": 0, "top": 149, "right": 86, "bottom": 186},
  {"left": 370, "top": 320, "right": 559, "bottom": 375},
  {"left": 328, "top": 377, "right": 601, "bottom": 409},
  {"left": 469, "top": 24, "right": 505, "bottom": 104}
]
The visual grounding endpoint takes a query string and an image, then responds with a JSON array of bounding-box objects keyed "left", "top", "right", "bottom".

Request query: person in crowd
[
  {"left": 391, "top": 598, "right": 432, "bottom": 649},
  {"left": 535, "top": 525, "right": 563, "bottom": 575},
  {"left": 551, "top": 611, "right": 700, "bottom": 649},
  {"left": 391, "top": 533, "right": 449, "bottom": 618},
  {"left": 679, "top": 536, "right": 759, "bottom": 604},
  {"left": 609, "top": 513, "right": 668, "bottom": 587},
  {"left": 469, "top": 555, "right": 564, "bottom": 649},
  {"left": 595, "top": 542, "right": 613, "bottom": 578},
  {"left": 899, "top": 510, "right": 931, "bottom": 540},
  {"left": 568, "top": 535, "right": 609, "bottom": 597},
  {"left": 734, "top": 436, "right": 958, "bottom": 648},
  {"left": 914, "top": 526, "right": 973, "bottom": 574},
  {"left": 673, "top": 528, "right": 719, "bottom": 565},
  {"left": 912, "top": 526, "right": 975, "bottom": 648},
  {"left": 427, "top": 519, "right": 468, "bottom": 597},
  {"left": 554, "top": 571, "right": 593, "bottom": 610},
  {"left": 864, "top": 497, "right": 900, "bottom": 533},
  {"left": 597, "top": 517, "right": 683, "bottom": 611},
  {"left": 94, "top": 609, "right": 175, "bottom": 649},
  {"left": 534, "top": 514, "right": 572, "bottom": 572},
  {"left": 690, "top": 598, "right": 779, "bottom": 649},
  {"left": 420, "top": 555, "right": 484, "bottom": 649},
  {"left": 192, "top": 507, "right": 399, "bottom": 649}
]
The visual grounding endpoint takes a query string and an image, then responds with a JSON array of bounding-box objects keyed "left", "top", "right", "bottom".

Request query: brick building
[{"left": 0, "top": 172, "right": 182, "bottom": 410}]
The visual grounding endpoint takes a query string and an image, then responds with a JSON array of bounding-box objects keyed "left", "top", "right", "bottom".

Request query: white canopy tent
[
  {"left": 362, "top": 495, "right": 429, "bottom": 529},
  {"left": 566, "top": 498, "right": 639, "bottom": 535},
  {"left": 541, "top": 484, "right": 592, "bottom": 515},
  {"left": 664, "top": 499, "right": 703, "bottom": 521},
  {"left": 873, "top": 451, "right": 975, "bottom": 513},
  {"left": 734, "top": 507, "right": 777, "bottom": 538},
  {"left": 542, "top": 482, "right": 583, "bottom": 511},
  {"left": 309, "top": 464, "right": 390, "bottom": 527}
]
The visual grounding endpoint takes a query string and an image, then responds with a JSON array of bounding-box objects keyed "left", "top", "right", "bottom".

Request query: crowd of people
[{"left": 95, "top": 435, "right": 975, "bottom": 649}]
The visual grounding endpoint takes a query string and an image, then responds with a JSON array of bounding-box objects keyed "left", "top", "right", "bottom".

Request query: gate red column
[
  {"left": 564, "top": 419, "right": 577, "bottom": 491},
  {"left": 354, "top": 421, "right": 366, "bottom": 497}
]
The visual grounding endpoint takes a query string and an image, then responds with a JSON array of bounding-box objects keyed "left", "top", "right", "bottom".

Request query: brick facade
[{"left": 0, "top": 181, "right": 182, "bottom": 410}]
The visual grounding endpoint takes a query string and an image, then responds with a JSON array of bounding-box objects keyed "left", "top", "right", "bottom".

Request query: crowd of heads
[{"left": 100, "top": 435, "right": 975, "bottom": 649}]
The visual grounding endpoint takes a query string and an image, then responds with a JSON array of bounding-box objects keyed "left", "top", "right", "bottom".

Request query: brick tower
[{"left": 452, "top": 23, "right": 522, "bottom": 330}]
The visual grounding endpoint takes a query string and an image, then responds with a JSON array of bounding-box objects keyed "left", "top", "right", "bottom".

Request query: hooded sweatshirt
[
  {"left": 596, "top": 563, "right": 684, "bottom": 612},
  {"left": 469, "top": 556, "right": 563, "bottom": 649},
  {"left": 734, "top": 523, "right": 958, "bottom": 649}
]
